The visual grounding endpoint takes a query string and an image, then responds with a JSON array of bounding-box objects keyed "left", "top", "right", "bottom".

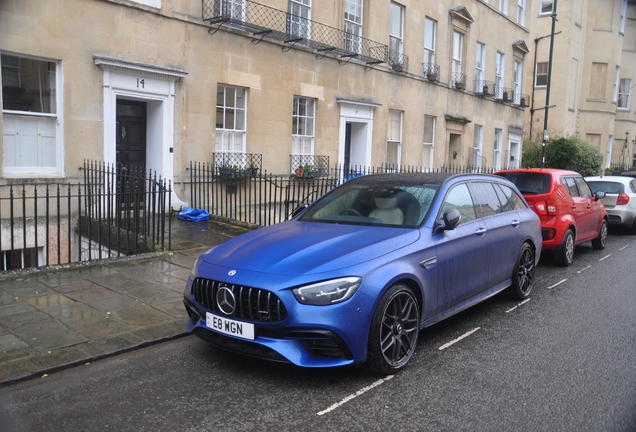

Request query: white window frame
[
  {"left": 292, "top": 96, "right": 316, "bottom": 156},
  {"left": 423, "top": 17, "right": 437, "bottom": 68},
  {"left": 495, "top": 52, "right": 505, "bottom": 98},
  {"left": 389, "top": 3, "right": 405, "bottom": 56},
  {"left": 288, "top": 0, "right": 311, "bottom": 39},
  {"left": 517, "top": 0, "right": 525, "bottom": 25},
  {"left": 540, "top": 0, "right": 553, "bottom": 15},
  {"left": 535, "top": 62, "right": 548, "bottom": 87},
  {"left": 423, "top": 115, "right": 435, "bottom": 171},
  {"left": 475, "top": 42, "right": 485, "bottom": 92},
  {"left": 1, "top": 52, "right": 64, "bottom": 177},
  {"left": 217, "top": 0, "right": 246, "bottom": 20},
  {"left": 344, "top": 0, "right": 363, "bottom": 53},
  {"left": 620, "top": 0, "right": 628, "bottom": 34},
  {"left": 473, "top": 124, "right": 484, "bottom": 170},
  {"left": 452, "top": 31, "right": 464, "bottom": 77},
  {"left": 494, "top": 128, "right": 502, "bottom": 170},
  {"left": 216, "top": 84, "right": 247, "bottom": 154},
  {"left": 618, "top": 79, "right": 632, "bottom": 110},
  {"left": 613, "top": 66, "right": 621, "bottom": 103},
  {"left": 513, "top": 60, "right": 523, "bottom": 104},
  {"left": 499, "top": 0, "right": 508, "bottom": 15},
  {"left": 387, "top": 109, "right": 403, "bottom": 167}
]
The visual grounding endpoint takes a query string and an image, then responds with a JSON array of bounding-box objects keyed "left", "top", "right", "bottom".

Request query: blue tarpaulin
[{"left": 178, "top": 207, "right": 210, "bottom": 222}]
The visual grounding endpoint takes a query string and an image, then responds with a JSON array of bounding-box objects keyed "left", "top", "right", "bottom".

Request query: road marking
[
  {"left": 438, "top": 327, "right": 480, "bottom": 351},
  {"left": 620, "top": 245, "right": 629, "bottom": 251},
  {"left": 548, "top": 279, "right": 567, "bottom": 289},
  {"left": 317, "top": 375, "right": 394, "bottom": 416},
  {"left": 505, "top": 298, "right": 531, "bottom": 313},
  {"left": 599, "top": 254, "right": 611, "bottom": 261},
  {"left": 577, "top": 265, "right": 591, "bottom": 274}
]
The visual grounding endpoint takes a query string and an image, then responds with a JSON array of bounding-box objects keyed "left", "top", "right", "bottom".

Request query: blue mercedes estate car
[{"left": 183, "top": 173, "right": 542, "bottom": 374}]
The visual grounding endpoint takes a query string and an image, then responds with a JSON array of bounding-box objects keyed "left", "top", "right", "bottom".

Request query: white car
[{"left": 585, "top": 176, "right": 636, "bottom": 233}]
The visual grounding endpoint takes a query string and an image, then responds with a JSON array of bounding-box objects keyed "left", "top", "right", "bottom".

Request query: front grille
[{"left": 191, "top": 277, "right": 288, "bottom": 322}]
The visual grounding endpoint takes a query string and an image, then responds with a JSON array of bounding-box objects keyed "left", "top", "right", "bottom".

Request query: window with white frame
[
  {"left": 389, "top": 3, "right": 405, "bottom": 59},
  {"left": 517, "top": 0, "right": 525, "bottom": 25},
  {"left": 292, "top": 96, "right": 316, "bottom": 156},
  {"left": 475, "top": 42, "right": 485, "bottom": 92},
  {"left": 216, "top": 0, "right": 245, "bottom": 20},
  {"left": 473, "top": 125, "right": 483, "bottom": 169},
  {"left": 344, "top": 0, "right": 363, "bottom": 53},
  {"left": 2, "top": 53, "right": 62, "bottom": 175},
  {"left": 288, "top": 0, "right": 311, "bottom": 39},
  {"left": 540, "top": 0, "right": 553, "bottom": 14},
  {"left": 618, "top": 79, "right": 632, "bottom": 109},
  {"left": 499, "top": 0, "right": 508, "bottom": 15},
  {"left": 613, "top": 66, "right": 621, "bottom": 103},
  {"left": 513, "top": 60, "right": 523, "bottom": 104},
  {"left": 620, "top": 0, "right": 627, "bottom": 34},
  {"left": 423, "top": 17, "right": 437, "bottom": 71},
  {"left": 216, "top": 84, "right": 247, "bottom": 153},
  {"left": 493, "top": 128, "right": 502, "bottom": 170},
  {"left": 387, "top": 110, "right": 402, "bottom": 167},
  {"left": 495, "top": 52, "right": 505, "bottom": 98},
  {"left": 423, "top": 115, "right": 435, "bottom": 171},
  {"left": 452, "top": 31, "right": 464, "bottom": 78},
  {"left": 535, "top": 62, "right": 548, "bottom": 87}
]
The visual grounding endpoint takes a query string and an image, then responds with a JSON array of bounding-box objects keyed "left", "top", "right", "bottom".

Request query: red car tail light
[
  {"left": 617, "top": 193, "right": 630, "bottom": 205},
  {"left": 535, "top": 202, "right": 547, "bottom": 215},
  {"left": 546, "top": 199, "right": 557, "bottom": 214},
  {"left": 535, "top": 199, "right": 557, "bottom": 215}
]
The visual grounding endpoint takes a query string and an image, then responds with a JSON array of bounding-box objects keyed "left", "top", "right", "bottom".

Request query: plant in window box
[
  {"left": 503, "top": 91, "right": 509, "bottom": 102},
  {"left": 455, "top": 81, "right": 466, "bottom": 90},
  {"left": 294, "top": 166, "right": 305, "bottom": 177},
  {"left": 482, "top": 85, "right": 490, "bottom": 95},
  {"left": 247, "top": 163, "right": 259, "bottom": 177},
  {"left": 426, "top": 73, "right": 438, "bottom": 81}
]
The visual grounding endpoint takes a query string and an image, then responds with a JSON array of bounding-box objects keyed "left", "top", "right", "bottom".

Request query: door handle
[
  {"left": 475, "top": 227, "right": 487, "bottom": 236},
  {"left": 511, "top": 220, "right": 520, "bottom": 227}
]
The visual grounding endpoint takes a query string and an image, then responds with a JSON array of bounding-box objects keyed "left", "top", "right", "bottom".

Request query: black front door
[{"left": 116, "top": 100, "right": 146, "bottom": 171}]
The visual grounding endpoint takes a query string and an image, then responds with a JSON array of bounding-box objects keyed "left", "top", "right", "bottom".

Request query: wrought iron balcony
[
  {"left": 290, "top": 154, "right": 329, "bottom": 178},
  {"left": 452, "top": 72, "right": 467, "bottom": 90},
  {"left": 202, "top": 0, "right": 402, "bottom": 70},
  {"left": 474, "top": 80, "right": 495, "bottom": 96},
  {"left": 513, "top": 93, "right": 530, "bottom": 108},
  {"left": 212, "top": 152, "right": 262, "bottom": 178},
  {"left": 423, "top": 63, "right": 440, "bottom": 81},
  {"left": 388, "top": 52, "right": 409, "bottom": 73}
]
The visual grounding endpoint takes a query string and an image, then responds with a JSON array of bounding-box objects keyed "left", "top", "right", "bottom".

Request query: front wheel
[
  {"left": 366, "top": 284, "right": 420, "bottom": 375},
  {"left": 508, "top": 243, "right": 535, "bottom": 300},
  {"left": 591, "top": 220, "right": 608, "bottom": 250}
]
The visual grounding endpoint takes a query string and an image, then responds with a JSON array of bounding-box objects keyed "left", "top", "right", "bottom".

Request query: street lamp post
[{"left": 541, "top": 0, "right": 558, "bottom": 169}]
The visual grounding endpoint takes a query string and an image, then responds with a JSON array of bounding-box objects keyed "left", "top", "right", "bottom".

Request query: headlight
[
  {"left": 292, "top": 277, "right": 362, "bottom": 306},
  {"left": 190, "top": 246, "right": 217, "bottom": 278}
]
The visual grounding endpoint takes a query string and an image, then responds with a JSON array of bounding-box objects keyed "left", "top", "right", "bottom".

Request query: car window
[
  {"left": 496, "top": 172, "right": 550, "bottom": 194},
  {"left": 574, "top": 177, "right": 592, "bottom": 198},
  {"left": 494, "top": 183, "right": 528, "bottom": 211},
  {"left": 440, "top": 183, "right": 477, "bottom": 225},
  {"left": 630, "top": 181, "right": 636, "bottom": 194},
  {"left": 587, "top": 181, "right": 624, "bottom": 194},
  {"left": 561, "top": 177, "right": 580, "bottom": 197},
  {"left": 470, "top": 182, "right": 501, "bottom": 217}
]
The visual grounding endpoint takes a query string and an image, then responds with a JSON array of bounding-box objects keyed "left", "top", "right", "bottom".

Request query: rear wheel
[
  {"left": 591, "top": 220, "right": 608, "bottom": 250},
  {"left": 555, "top": 229, "right": 575, "bottom": 267},
  {"left": 366, "top": 284, "right": 419, "bottom": 375},
  {"left": 508, "top": 243, "right": 535, "bottom": 300}
]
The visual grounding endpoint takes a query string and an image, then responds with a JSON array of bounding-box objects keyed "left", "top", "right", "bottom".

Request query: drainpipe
[
  {"left": 530, "top": 31, "right": 561, "bottom": 143},
  {"left": 540, "top": 0, "right": 558, "bottom": 168}
]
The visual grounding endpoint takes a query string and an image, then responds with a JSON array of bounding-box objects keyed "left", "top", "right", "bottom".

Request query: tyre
[
  {"left": 630, "top": 216, "right": 636, "bottom": 234},
  {"left": 508, "top": 243, "right": 535, "bottom": 300},
  {"left": 366, "top": 284, "right": 419, "bottom": 375},
  {"left": 591, "top": 220, "right": 608, "bottom": 250},
  {"left": 555, "top": 229, "right": 575, "bottom": 267}
]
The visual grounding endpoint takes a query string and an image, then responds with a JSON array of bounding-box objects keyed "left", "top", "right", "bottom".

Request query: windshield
[
  {"left": 299, "top": 181, "right": 439, "bottom": 227},
  {"left": 497, "top": 172, "right": 551, "bottom": 195}
]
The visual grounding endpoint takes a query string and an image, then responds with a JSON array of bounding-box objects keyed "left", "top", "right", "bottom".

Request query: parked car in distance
[
  {"left": 620, "top": 171, "right": 636, "bottom": 179},
  {"left": 184, "top": 173, "right": 542, "bottom": 374},
  {"left": 585, "top": 176, "right": 636, "bottom": 233},
  {"left": 494, "top": 168, "right": 607, "bottom": 266}
]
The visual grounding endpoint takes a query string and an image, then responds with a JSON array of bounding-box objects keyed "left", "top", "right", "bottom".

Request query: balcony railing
[
  {"left": 212, "top": 152, "right": 262, "bottom": 178},
  {"left": 388, "top": 52, "right": 409, "bottom": 73},
  {"left": 452, "top": 72, "right": 467, "bottom": 90},
  {"left": 474, "top": 80, "right": 495, "bottom": 96},
  {"left": 202, "top": 0, "right": 400, "bottom": 69},
  {"left": 290, "top": 154, "right": 329, "bottom": 178},
  {"left": 423, "top": 63, "right": 440, "bottom": 81}
]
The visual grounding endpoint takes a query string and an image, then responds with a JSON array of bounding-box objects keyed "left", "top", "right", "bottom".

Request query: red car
[{"left": 495, "top": 168, "right": 608, "bottom": 266}]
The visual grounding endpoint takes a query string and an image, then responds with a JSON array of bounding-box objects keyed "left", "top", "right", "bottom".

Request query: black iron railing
[
  {"left": 0, "top": 161, "right": 171, "bottom": 272},
  {"left": 423, "top": 63, "right": 440, "bottom": 81},
  {"left": 474, "top": 80, "right": 495, "bottom": 96},
  {"left": 212, "top": 152, "right": 262, "bottom": 178},
  {"left": 202, "top": 0, "right": 395, "bottom": 69},
  {"left": 452, "top": 72, "right": 467, "bottom": 90},
  {"left": 290, "top": 154, "right": 329, "bottom": 177}
]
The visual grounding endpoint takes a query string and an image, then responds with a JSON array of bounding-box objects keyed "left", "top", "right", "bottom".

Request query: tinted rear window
[
  {"left": 496, "top": 172, "right": 551, "bottom": 194},
  {"left": 587, "top": 181, "right": 624, "bottom": 194}
]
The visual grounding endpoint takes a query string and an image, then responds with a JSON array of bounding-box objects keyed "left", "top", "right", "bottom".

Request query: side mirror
[
  {"left": 594, "top": 191, "right": 606, "bottom": 201},
  {"left": 433, "top": 208, "right": 462, "bottom": 235}
]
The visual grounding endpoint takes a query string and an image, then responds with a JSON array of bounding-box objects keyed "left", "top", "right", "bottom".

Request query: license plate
[{"left": 206, "top": 312, "right": 255, "bottom": 340}]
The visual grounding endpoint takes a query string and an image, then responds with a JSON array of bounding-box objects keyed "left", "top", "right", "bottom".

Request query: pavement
[{"left": 0, "top": 217, "right": 251, "bottom": 387}]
